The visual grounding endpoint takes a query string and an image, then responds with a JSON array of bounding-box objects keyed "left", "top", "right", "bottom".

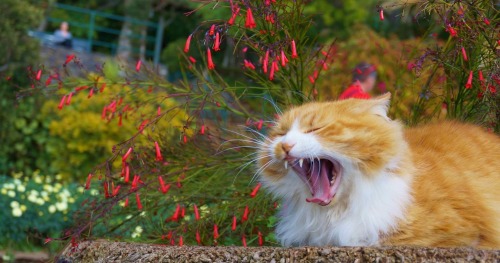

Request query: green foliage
[
  {"left": 0, "top": 171, "right": 86, "bottom": 253},
  {"left": 0, "top": 0, "right": 45, "bottom": 176}
]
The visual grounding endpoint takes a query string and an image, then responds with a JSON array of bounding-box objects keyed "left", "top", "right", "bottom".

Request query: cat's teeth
[
  {"left": 284, "top": 162, "right": 288, "bottom": 169},
  {"left": 299, "top": 159, "right": 304, "bottom": 168}
]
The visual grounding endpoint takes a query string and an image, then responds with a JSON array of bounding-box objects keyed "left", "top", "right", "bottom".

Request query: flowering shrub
[
  {"left": 0, "top": 171, "right": 86, "bottom": 252},
  {"left": 17, "top": 0, "right": 498, "bottom": 249}
]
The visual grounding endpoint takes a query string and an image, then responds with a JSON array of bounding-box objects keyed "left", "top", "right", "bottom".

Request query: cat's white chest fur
[{"left": 265, "top": 168, "right": 411, "bottom": 246}]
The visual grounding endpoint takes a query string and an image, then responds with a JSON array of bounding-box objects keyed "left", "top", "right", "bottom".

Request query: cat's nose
[{"left": 281, "top": 142, "right": 295, "bottom": 154}]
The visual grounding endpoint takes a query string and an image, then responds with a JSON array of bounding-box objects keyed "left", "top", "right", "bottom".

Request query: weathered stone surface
[{"left": 57, "top": 240, "right": 500, "bottom": 263}]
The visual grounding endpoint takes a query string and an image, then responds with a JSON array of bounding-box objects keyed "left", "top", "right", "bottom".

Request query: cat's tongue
[{"left": 305, "top": 160, "right": 333, "bottom": 206}]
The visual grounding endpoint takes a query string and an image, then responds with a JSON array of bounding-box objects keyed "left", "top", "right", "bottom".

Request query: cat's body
[{"left": 258, "top": 94, "right": 500, "bottom": 248}]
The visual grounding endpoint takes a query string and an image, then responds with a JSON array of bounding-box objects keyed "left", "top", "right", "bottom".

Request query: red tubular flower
[
  {"left": 172, "top": 204, "right": 180, "bottom": 221},
  {"left": 85, "top": 174, "right": 92, "bottom": 190},
  {"left": 273, "top": 60, "right": 279, "bottom": 72},
  {"left": 180, "top": 207, "right": 186, "bottom": 218},
  {"left": 136, "top": 192, "right": 142, "bottom": 210},
  {"left": 232, "top": 215, "right": 237, "bottom": 231},
  {"left": 124, "top": 197, "right": 129, "bottom": 207},
  {"left": 64, "top": 54, "right": 75, "bottom": 65},
  {"left": 242, "top": 205, "right": 249, "bottom": 222},
  {"left": 124, "top": 164, "right": 130, "bottom": 183},
  {"left": 258, "top": 231, "right": 263, "bottom": 246},
  {"left": 122, "top": 147, "right": 133, "bottom": 162},
  {"left": 196, "top": 230, "right": 201, "bottom": 245},
  {"left": 184, "top": 35, "right": 192, "bottom": 53},
  {"left": 158, "top": 175, "right": 165, "bottom": 191},
  {"left": 213, "top": 224, "right": 219, "bottom": 239},
  {"left": 178, "top": 236, "right": 183, "bottom": 247},
  {"left": 265, "top": 0, "right": 270, "bottom": 5},
  {"left": 131, "top": 175, "right": 140, "bottom": 189},
  {"left": 242, "top": 235, "right": 247, "bottom": 247},
  {"left": 489, "top": 85, "right": 496, "bottom": 94},
  {"left": 244, "top": 59, "right": 255, "bottom": 70},
  {"left": 446, "top": 25, "right": 457, "bottom": 37},
  {"left": 291, "top": 40, "right": 298, "bottom": 58},
  {"left": 322, "top": 62, "right": 328, "bottom": 70},
  {"left": 379, "top": 9, "right": 384, "bottom": 21},
  {"left": 250, "top": 183, "right": 262, "bottom": 197},
  {"left": 57, "top": 95, "right": 67, "bottom": 110},
  {"left": 100, "top": 83, "right": 106, "bottom": 93},
  {"left": 103, "top": 182, "right": 110, "bottom": 198},
  {"left": 112, "top": 185, "right": 121, "bottom": 196},
  {"left": 478, "top": 71, "right": 484, "bottom": 85},
  {"left": 269, "top": 62, "right": 275, "bottom": 80},
  {"left": 483, "top": 17, "right": 490, "bottom": 25},
  {"left": 66, "top": 92, "right": 73, "bottom": 105},
  {"left": 228, "top": 7, "right": 240, "bottom": 25},
  {"left": 36, "top": 69, "right": 42, "bottom": 81},
  {"left": 309, "top": 75, "right": 316, "bottom": 84},
  {"left": 189, "top": 56, "right": 196, "bottom": 63},
  {"left": 162, "top": 183, "right": 171, "bottom": 194},
  {"left": 245, "top": 8, "right": 256, "bottom": 29},
  {"left": 213, "top": 32, "right": 221, "bottom": 51},
  {"left": 257, "top": 119, "right": 263, "bottom": 130},
  {"left": 461, "top": 47, "right": 468, "bottom": 61},
  {"left": 209, "top": 24, "right": 215, "bottom": 36},
  {"left": 45, "top": 76, "right": 52, "bottom": 86},
  {"left": 465, "top": 70, "right": 473, "bottom": 89},
  {"left": 280, "top": 50, "right": 288, "bottom": 67},
  {"left": 155, "top": 141, "right": 163, "bottom": 161},
  {"left": 193, "top": 204, "right": 200, "bottom": 220},
  {"left": 200, "top": 125, "right": 206, "bottom": 135},
  {"left": 135, "top": 60, "right": 142, "bottom": 72},
  {"left": 207, "top": 48, "right": 215, "bottom": 70},
  {"left": 157, "top": 106, "right": 161, "bottom": 116},
  {"left": 183, "top": 135, "right": 188, "bottom": 144},
  {"left": 88, "top": 88, "right": 94, "bottom": 98}
]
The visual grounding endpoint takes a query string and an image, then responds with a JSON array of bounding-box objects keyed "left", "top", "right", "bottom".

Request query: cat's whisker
[
  {"left": 221, "top": 127, "right": 269, "bottom": 144},
  {"left": 233, "top": 154, "right": 274, "bottom": 184},
  {"left": 250, "top": 159, "right": 276, "bottom": 184}
]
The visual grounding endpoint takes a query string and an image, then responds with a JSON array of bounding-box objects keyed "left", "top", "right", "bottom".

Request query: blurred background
[{"left": 0, "top": 0, "right": 498, "bottom": 261}]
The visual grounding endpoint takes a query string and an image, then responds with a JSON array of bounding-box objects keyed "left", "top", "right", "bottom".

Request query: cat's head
[{"left": 258, "top": 93, "right": 405, "bottom": 206}]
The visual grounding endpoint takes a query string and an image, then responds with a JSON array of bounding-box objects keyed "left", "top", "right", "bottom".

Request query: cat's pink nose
[{"left": 281, "top": 142, "right": 295, "bottom": 154}]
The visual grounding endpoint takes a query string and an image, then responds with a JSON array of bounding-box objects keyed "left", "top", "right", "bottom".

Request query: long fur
[{"left": 258, "top": 94, "right": 500, "bottom": 248}]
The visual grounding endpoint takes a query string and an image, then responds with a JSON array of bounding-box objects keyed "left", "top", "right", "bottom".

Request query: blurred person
[
  {"left": 54, "top": 21, "right": 73, "bottom": 48},
  {"left": 339, "top": 62, "right": 377, "bottom": 100}
]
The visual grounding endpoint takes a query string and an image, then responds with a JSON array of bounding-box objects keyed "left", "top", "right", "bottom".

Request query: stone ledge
[{"left": 57, "top": 240, "right": 500, "bottom": 263}]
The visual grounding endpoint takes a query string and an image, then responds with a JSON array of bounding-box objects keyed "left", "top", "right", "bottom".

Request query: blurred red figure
[{"left": 339, "top": 63, "right": 377, "bottom": 100}]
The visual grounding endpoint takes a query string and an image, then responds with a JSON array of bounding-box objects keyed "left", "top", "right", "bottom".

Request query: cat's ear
[{"left": 370, "top": 93, "right": 391, "bottom": 121}]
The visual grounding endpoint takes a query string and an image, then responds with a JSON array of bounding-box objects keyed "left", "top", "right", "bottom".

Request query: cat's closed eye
[{"left": 305, "top": 127, "right": 322, "bottom": 133}]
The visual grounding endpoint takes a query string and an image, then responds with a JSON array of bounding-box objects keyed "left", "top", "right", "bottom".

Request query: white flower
[
  {"left": 10, "top": 201, "right": 20, "bottom": 208},
  {"left": 36, "top": 198, "right": 45, "bottom": 206},
  {"left": 13, "top": 179, "right": 21, "bottom": 185},
  {"left": 28, "top": 194, "right": 37, "bottom": 203},
  {"left": 4, "top": 183, "right": 14, "bottom": 190},
  {"left": 43, "top": 185, "right": 53, "bottom": 192},
  {"left": 55, "top": 202, "right": 68, "bottom": 211},
  {"left": 12, "top": 207, "right": 22, "bottom": 217},
  {"left": 48, "top": 205, "right": 56, "bottom": 213},
  {"left": 77, "top": 187, "right": 84, "bottom": 193},
  {"left": 40, "top": 191, "right": 48, "bottom": 198},
  {"left": 7, "top": 190, "right": 15, "bottom": 198},
  {"left": 131, "top": 226, "right": 143, "bottom": 238},
  {"left": 17, "top": 184, "right": 26, "bottom": 192}
]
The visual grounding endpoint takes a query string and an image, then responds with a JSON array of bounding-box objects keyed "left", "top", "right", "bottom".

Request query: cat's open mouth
[{"left": 287, "top": 158, "right": 342, "bottom": 206}]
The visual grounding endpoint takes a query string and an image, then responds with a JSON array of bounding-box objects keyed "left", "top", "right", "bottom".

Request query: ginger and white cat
[{"left": 258, "top": 93, "right": 500, "bottom": 248}]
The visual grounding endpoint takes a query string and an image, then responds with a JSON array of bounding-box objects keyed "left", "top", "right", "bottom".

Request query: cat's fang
[
  {"left": 299, "top": 159, "right": 304, "bottom": 168},
  {"left": 284, "top": 162, "right": 288, "bottom": 169}
]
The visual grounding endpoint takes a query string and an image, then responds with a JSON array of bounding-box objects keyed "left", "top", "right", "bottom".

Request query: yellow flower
[
  {"left": 7, "top": 190, "right": 15, "bottom": 198},
  {"left": 48, "top": 205, "right": 56, "bottom": 213},
  {"left": 10, "top": 201, "right": 20, "bottom": 208},
  {"left": 20, "top": 205, "right": 27, "bottom": 212}
]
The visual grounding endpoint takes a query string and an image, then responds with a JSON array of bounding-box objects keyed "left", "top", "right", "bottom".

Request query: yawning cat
[{"left": 258, "top": 93, "right": 500, "bottom": 248}]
